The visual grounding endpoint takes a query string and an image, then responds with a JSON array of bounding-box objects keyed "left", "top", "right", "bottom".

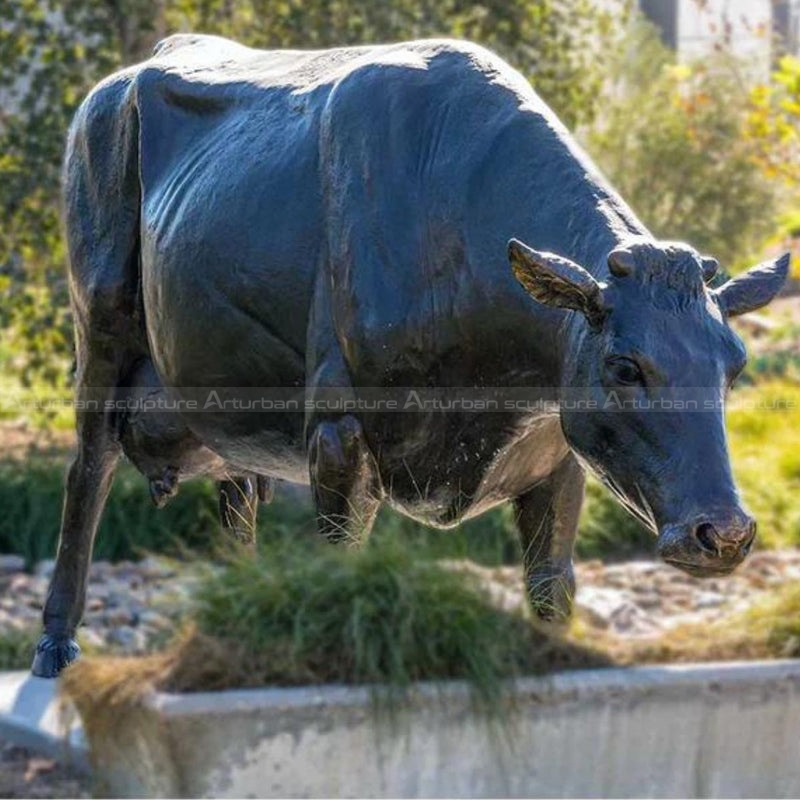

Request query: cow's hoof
[
  {"left": 526, "top": 565, "right": 575, "bottom": 624},
  {"left": 31, "top": 635, "right": 80, "bottom": 678}
]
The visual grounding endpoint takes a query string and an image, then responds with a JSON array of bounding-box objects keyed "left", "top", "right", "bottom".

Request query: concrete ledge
[
  {"left": 0, "top": 671, "right": 88, "bottom": 772},
  {"left": 74, "top": 659, "right": 800, "bottom": 798}
]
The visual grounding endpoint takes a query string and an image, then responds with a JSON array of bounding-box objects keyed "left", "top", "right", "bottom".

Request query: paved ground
[{"left": 0, "top": 740, "right": 89, "bottom": 798}]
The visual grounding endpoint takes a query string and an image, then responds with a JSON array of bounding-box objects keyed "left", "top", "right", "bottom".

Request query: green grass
[
  {"left": 577, "top": 479, "right": 654, "bottom": 560},
  {"left": 61, "top": 542, "right": 800, "bottom": 710},
  {"left": 180, "top": 540, "right": 600, "bottom": 692},
  {"left": 0, "top": 357, "right": 74, "bottom": 431},
  {"left": 63, "top": 537, "right": 610, "bottom": 712},
  {"left": 726, "top": 383, "right": 800, "bottom": 549},
  {"left": 0, "top": 459, "right": 227, "bottom": 566},
  {"left": 609, "top": 581, "right": 800, "bottom": 664},
  {"left": 0, "top": 452, "right": 656, "bottom": 568},
  {"left": 0, "top": 454, "right": 524, "bottom": 566},
  {"left": 0, "top": 628, "right": 38, "bottom": 671},
  {"left": 2, "top": 386, "right": 796, "bottom": 566}
]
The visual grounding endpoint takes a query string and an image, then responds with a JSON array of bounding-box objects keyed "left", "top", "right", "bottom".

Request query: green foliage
[
  {"left": 0, "top": 0, "right": 162, "bottom": 386},
  {"left": 741, "top": 348, "right": 800, "bottom": 385},
  {"left": 584, "top": 19, "right": 781, "bottom": 269},
  {"left": 162, "top": 537, "right": 607, "bottom": 695},
  {"left": 746, "top": 55, "right": 800, "bottom": 186},
  {"left": 372, "top": 504, "right": 522, "bottom": 566},
  {"left": 0, "top": 454, "right": 521, "bottom": 567},
  {"left": 726, "top": 383, "right": 800, "bottom": 550},
  {"left": 2, "top": 409, "right": 796, "bottom": 567},
  {"left": 0, "top": 446, "right": 655, "bottom": 568},
  {"left": 0, "top": 460, "right": 226, "bottom": 566},
  {"left": 781, "top": 208, "right": 800, "bottom": 239},
  {"left": 0, "top": 627, "right": 37, "bottom": 670},
  {"left": 576, "top": 478, "right": 654, "bottom": 561}
]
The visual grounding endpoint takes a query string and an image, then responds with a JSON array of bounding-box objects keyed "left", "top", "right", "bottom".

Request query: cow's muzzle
[{"left": 656, "top": 510, "right": 756, "bottom": 577}]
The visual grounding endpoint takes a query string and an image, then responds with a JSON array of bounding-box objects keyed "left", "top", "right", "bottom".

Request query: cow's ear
[
  {"left": 508, "top": 238, "right": 606, "bottom": 327},
  {"left": 714, "top": 253, "right": 791, "bottom": 318}
]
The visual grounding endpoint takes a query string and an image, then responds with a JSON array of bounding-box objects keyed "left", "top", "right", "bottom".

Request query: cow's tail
[{"left": 63, "top": 68, "right": 150, "bottom": 379}]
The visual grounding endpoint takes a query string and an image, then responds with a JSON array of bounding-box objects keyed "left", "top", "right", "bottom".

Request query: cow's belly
[
  {"left": 369, "top": 412, "right": 569, "bottom": 526},
  {"left": 139, "top": 138, "right": 321, "bottom": 480}
]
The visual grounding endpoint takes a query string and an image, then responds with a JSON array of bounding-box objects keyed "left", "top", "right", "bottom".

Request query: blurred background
[
  {"left": 0, "top": 0, "right": 799, "bottom": 731},
  {"left": 1, "top": 2, "right": 799, "bottom": 791}
]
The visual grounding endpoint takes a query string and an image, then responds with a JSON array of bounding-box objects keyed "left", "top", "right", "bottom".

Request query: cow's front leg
[
  {"left": 32, "top": 407, "right": 120, "bottom": 677},
  {"left": 218, "top": 476, "right": 259, "bottom": 546},
  {"left": 513, "top": 452, "right": 584, "bottom": 623},
  {"left": 308, "top": 415, "right": 381, "bottom": 544}
]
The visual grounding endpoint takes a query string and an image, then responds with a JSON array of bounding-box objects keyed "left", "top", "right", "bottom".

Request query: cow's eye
[{"left": 606, "top": 357, "right": 644, "bottom": 387}]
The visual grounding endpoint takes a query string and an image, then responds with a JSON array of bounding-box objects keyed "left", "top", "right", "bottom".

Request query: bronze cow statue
[{"left": 33, "top": 35, "right": 790, "bottom": 676}]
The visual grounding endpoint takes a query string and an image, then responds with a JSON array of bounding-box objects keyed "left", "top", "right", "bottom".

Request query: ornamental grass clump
[
  {"left": 162, "top": 538, "right": 608, "bottom": 698},
  {"left": 60, "top": 537, "right": 610, "bottom": 723}
]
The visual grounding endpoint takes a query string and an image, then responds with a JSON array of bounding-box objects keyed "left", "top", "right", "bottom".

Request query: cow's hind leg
[
  {"left": 514, "top": 452, "right": 584, "bottom": 623},
  {"left": 32, "top": 74, "right": 142, "bottom": 677},
  {"left": 308, "top": 416, "right": 381, "bottom": 544},
  {"left": 33, "top": 397, "right": 122, "bottom": 677}
]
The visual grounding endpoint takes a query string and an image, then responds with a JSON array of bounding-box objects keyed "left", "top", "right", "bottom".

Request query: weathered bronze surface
[{"left": 32, "top": 35, "right": 790, "bottom": 677}]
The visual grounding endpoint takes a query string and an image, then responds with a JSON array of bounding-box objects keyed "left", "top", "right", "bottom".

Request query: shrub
[
  {"left": 0, "top": 450, "right": 658, "bottom": 567},
  {"left": 0, "top": 460, "right": 227, "bottom": 566},
  {"left": 584, "top": 19, "right": 781, "bottom": 270}
]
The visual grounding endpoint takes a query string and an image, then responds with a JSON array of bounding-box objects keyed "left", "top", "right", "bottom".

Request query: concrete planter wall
[{"left": 80, "top": 660, "right": 800, "bottom": 798}]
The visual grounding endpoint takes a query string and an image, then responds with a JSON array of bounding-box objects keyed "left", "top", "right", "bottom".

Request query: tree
[
  {"left": 584, "top": 19, "right": 781, "bottom": 271},
  {"left": 746, "top": 54, "right": 800, "bottom": 188},
  {"left": 0, "top": 0, "right": 163, "bottom": 385}
]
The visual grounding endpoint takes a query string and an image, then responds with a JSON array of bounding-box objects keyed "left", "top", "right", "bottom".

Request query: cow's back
[{"left": 133, "top": 37, "right": 527, "bottom": 390}]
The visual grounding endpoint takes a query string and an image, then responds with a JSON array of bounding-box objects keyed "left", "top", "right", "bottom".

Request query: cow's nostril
[{"left": 695, "top": 522, "right": 720, "bottom": 555}]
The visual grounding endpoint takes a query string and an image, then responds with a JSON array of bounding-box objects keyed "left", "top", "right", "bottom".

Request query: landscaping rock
[
  {"left": 33, "top": 561, "right": 55, "bottom": 580},
  {"left": 446, "top": 549, "right": 800, "bottom": 639},
  {"left": 0, "top": 556, "right": 25, "bottom": 576},
  {"left": 1, "top": 549, "right": 799, "bottom": 655}
]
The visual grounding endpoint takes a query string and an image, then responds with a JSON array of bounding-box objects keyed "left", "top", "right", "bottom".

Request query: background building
[{"left": 640, "top": 0, "right": 800, "bottom": 70}]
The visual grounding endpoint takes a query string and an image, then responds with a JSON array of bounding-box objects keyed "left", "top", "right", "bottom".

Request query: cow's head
[{"left": 509, "top": 237, "right": 790, "bottom": 577}]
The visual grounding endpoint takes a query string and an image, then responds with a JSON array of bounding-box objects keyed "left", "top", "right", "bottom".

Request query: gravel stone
[
  {"left": 33, "top": 560, "right": 55, "bottom": 580},
  {"left": 2, "top": 549, "right": 799, "bottom": 653},
  {"left": 0, "top": 556, "right": 25, "bottom": 575}
]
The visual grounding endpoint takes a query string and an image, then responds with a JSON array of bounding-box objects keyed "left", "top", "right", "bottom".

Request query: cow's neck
[{"left": 570, "top": 194, "right": 652, "bottom": 281}]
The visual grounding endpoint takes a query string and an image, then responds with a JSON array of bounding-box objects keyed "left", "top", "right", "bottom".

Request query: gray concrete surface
[
  {"left": 0, "top": 672, "right": 88, "bottom": 773},
  {"left": 75, "top": 660, "right": 800, "bottom": 798}
]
